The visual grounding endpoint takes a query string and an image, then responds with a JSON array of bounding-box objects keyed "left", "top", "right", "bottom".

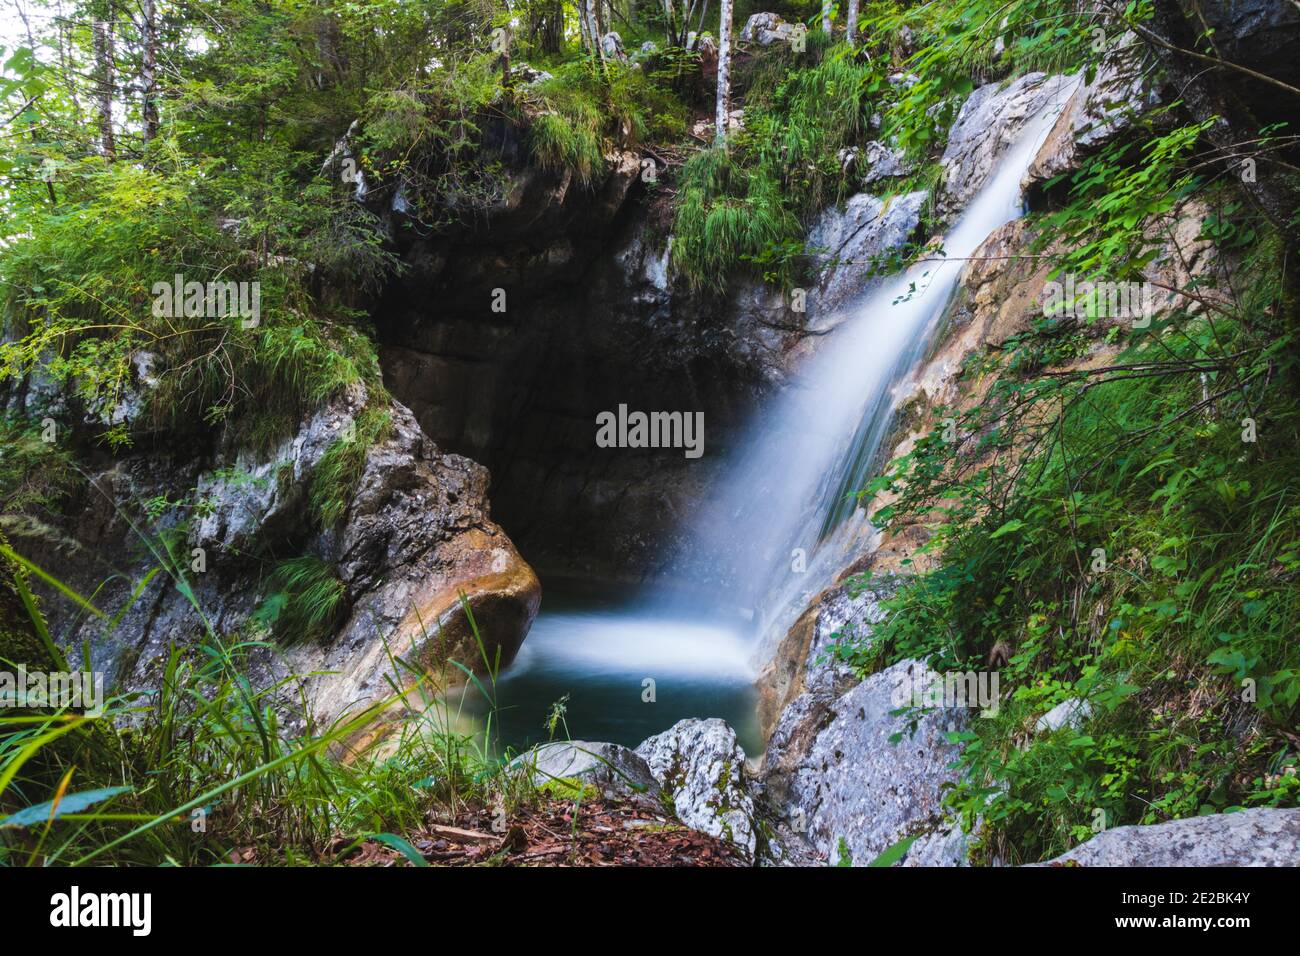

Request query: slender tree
[
  {"left": 661, "top": 0, "right": 676, "bottom": 44},
  {"left": 585, "top": 0, "right": 604, "bottom": 62},
  {"left": 846, "top": 0, "right": 859, "bottom": 46},
  {"left": 92, "top": 5, "right": 116, "bottom": 158},
  {"left": 714, "top": 0, "right": 732, "bottom": 146},
  {"left": 141, "top": 0, "right": 159, "bottom": 142},
  {"left": 821, "top": 0, "right": 832, "bottom": 35}
]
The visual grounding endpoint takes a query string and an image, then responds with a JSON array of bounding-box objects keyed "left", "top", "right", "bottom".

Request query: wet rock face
[
  {"left": 1039, "top": 808, "right": 1300, "bottom": 867},
  {"left": 761, "top": 658, "right": 970, "bottom": 866},
  {"left": 1200, "top": 0, "right": 1300, "bottom": 92},
  {"left": 805, "top": 191, "right": 928, "bottom": 317},
  {"left": 755, "top": 576, "right": 895, "bottom": 739},
  {"left": 371, "top": 151, "right": 785, "bottom": 583},
  {"left": 374, "top": 150, "right": 926, "bottom": 582},
  {"left": 938, "top": 72, "right": 1078, "bottom": 219},
  {"left": 636, "top": 718, "right": 757, "bottom": 860}
]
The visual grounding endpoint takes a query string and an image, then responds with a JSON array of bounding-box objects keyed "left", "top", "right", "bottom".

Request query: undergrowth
[{"left": 833, "top": 111, "right": 1300, "bottom": 862}]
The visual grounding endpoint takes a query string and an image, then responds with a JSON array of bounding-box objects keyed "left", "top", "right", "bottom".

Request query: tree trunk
[
  {"left": 586, "top": 0, "right": 605, "bottom": 64},
  {"left": 822, "top": 0, "right": 832, "bottom": 35},
  {"left": 537, "top": 0, "right": 561, "bottom": 54},
  {"left": 847, "top": 0, "right": 859, "bottom": 46},
  {"left": 92, "top": 8, "right": 116, "bottom": 159},
  {"left": 141, "top": 0, "right": 159, "bottom": 142},
  {"left": 715, "top": 0, "right": 732, "bottom": 146}
]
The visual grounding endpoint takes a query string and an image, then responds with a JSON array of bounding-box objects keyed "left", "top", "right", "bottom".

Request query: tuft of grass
[
  {"left": 0, "top": 522, "right": 541, "bottom": 866},
  {"left": 308, "top": 405, "right": 392, "bottom": 529},
  {"left": 529, "top": 112, "right": 606, "bottom": 186},
  {"left": 670, "top": 147, "right": 802, "bottom": 295},
  {"left": 525, "top": 59, "right": 686, "bottom": 187},
  {"left": 252, "top": 555, "right": 348, "bottom": 646}
]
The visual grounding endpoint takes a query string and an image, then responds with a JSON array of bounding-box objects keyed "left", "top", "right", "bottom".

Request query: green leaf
[
  {"left": 989, "top": 519, "right": 1025, "bottom": 539},
  {"left": 0, "top": 786, "right": 130, "bottom": 829},
  {"left": 366, "top": 832, "right": 429, "bottom": 867},
  {"left": 867, "top": 834, "right": 920, "bottom": 867}
]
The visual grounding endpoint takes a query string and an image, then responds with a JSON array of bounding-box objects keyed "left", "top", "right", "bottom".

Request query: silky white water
[
  {"left": 482, "top": 81, "right": 1076, "bottom": 750},
  {"left": 662, "top": 81, "right": 1078, "bottom": 659}
]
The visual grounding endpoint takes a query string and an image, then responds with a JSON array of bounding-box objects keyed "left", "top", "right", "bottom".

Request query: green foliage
[
  {"left": 252, "top": 556, "right": 348, "bottom": 646},
  {"left": 0, "top": 156, "right": 389, "bottom": 451},
  {"left": 860, "top": 0, "right": 1110, "bottom": 157},
  {"left": 0, "top": 417, "right": 78, "bottom": 517},
  {"left": 0, "top": 539, "right": 538, "bottom": 865},
  {"left": 529, "top": 111, "right": 607, "bottom": 185},
  {"left": 666, "top": 0, "right": 1107, "bottom": 292},
  {"left": 528, "top": 60, "right": 686, "bottom": 186},
  {"left": 671, "top": 38, "right": 880, "bottom": 292},
  {"left": 836, "top": 118, "right": 1300, "bottom": 860},
  {"left": 308, "top": 405, "right": 393, "bottom": 529},
  {"left": 671, "top": 146, "right": 802, "bottom": 294}
]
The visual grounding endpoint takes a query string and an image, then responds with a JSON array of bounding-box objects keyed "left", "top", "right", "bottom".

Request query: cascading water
[
  {"left": 475, "top": 80, "right": 1077, "bottom": 754},
  {"left": 714, "top": 82, "right": 1080, "bottom": 664}
]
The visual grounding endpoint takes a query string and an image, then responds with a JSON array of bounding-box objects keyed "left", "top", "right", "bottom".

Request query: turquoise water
[{"left": 463, "top": 590, "right": 762, "bottom": 756}]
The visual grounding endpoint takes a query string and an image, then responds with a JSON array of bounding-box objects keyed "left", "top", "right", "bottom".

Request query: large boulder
[
  {"left": 513, "top": 740, "right": 662, "bottom": 806},
  {"left": 938, "top": 72, "right": 1077, "bottom": 219},
  {"left": 27, "top": 379, "right": 541, "bottom": 744},
  {"left": 860, "top": 140, "right": 917, "bottom": 186},
  {"left": 1040, "top": 808, "right": 1300, "bottom": 866},
  {"left": 601, "top": 32, "right": 626, "bottom": 61},
  {"left": 636, "top": 718, "right": 757, "bottom": 859},
  {"left": 761, "top": 658, "right": 971, "bottom": 866},
  {"left": 741, "top": 13, "right": 797, "bottom": 46}
]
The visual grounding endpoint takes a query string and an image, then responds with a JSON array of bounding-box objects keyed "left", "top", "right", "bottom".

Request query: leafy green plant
[{"left": 252, "top": 556, "right": 348, "bottom": 646}]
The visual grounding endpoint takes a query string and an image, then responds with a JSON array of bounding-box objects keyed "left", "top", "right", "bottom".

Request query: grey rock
[
  {"left": 1023, "top": 35, "right": 1159, "bottom": 188},
  {"left": 29, "top": 377, "right": 540, "bottom": 741},
  {"left": 1040, "top": 808, "right": 1300, "bottom": 867},
  {"left": 806, "top": 190, "right": 928, "bottom": 316},
  {"left": 762, "top": 659, "right": 970, "bottom": 866},
  {"left": 601, "top": 32, "right": 626, "bottom": 60},
  {"left": 741, "top": 13, "right": 796, "bottom": 46},
  {"left": 86, "top": 350, "right": 158, "bottom": 430},
  {"left": 1035, "top": 697, "right": 1093, "bottom": 733},
  {"left": 514, "top": 62, "right": 554, "bottom": 85},
  {"left": 513, "top": 740, "right": 661, "bottom": 805},
  {"left": 803, "top": 583, "right": 884, "bottom": 697},
  {"left": 861, "top": 140, "right": 916, "bottom": 185},
  {"left": 938, "top": 73, "right": 1077, "bottom": 218},
  {"left": 636, "top": 718, "right": 756, "bottom": 858},
  {"left": 194, "top": 381, "right": 369, "bottom": 554}
]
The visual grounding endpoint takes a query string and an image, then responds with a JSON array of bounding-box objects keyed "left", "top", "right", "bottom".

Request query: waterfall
[
  {"left": 482, "top": 82, "right": 1076, "bottom": 753},
  {"left": 657, "top": 83, "right": 1077, "bottom": 664}
]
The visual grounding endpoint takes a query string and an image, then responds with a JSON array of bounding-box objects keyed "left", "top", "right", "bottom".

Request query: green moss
[{"left": 308, "top": 405, "right": 393, "bottom": 530}]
